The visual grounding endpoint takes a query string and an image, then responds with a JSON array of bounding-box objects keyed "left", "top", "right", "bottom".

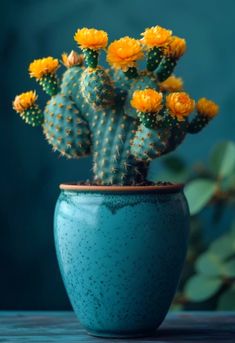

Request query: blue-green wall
[{"left": 1, "top": 0, "right": 235, "bottom": 309}]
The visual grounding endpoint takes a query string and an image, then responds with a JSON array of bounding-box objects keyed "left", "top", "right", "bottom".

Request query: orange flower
[
  {"left": 13, "top": 91, "right": 37, "bottom": 113},
  {"left": 107, "top": 37, "right": 143, "bottom": 71},
  {"left": 141, "top": 25, "right": 172, "bottom": 49},
  {"left": 74, "top": 28, "right": 108, "bottom": 50},
  {"left": 159, "top": 75, "right": 183, "bottom": 92},
  {"left": 164, "top": 36, "right": 186, "bottom": 58},
  {"left": 166, "top": 92, "right": 195, "bottom": 121},
  {"left": 62, "top": 51, "right": 84, "bottom": 68},
  {"left": 197, "top": 98, "right": 219, "bottom": 118},
  {"left": 29, "top": 57, "right": 59, "bottom": 79},
  {"left": 131, "top": 89, "right": 163, "bottom": 113}
]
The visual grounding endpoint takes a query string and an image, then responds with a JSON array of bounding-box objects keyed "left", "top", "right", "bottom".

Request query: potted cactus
[{"left": 13, "top": 26, "right": 219, "bottom": 338}]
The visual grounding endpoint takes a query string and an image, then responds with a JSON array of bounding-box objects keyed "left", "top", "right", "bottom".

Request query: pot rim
[{"left": 60, "top": 183, "right": 184, "bottom": 193}]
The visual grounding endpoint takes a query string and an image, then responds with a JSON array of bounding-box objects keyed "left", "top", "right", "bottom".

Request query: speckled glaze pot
[{"left": 54, "top": 184, "right": 190, "bottom": 338}]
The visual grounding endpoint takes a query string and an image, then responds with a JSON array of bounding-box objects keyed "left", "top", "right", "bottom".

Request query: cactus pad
[
  {"left": 80, "top": 67, "right": 114, "bottom": 108},
  {"left": 20, "top": 105, "right": 43, "bottom": 127},
  {"left": 43, "top": 94, "right": 91, "bottom": 158}
]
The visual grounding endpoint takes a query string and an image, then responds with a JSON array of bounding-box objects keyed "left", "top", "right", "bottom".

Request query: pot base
[{"left": 87, "top": 328, "right": 157, "bottom": 338}]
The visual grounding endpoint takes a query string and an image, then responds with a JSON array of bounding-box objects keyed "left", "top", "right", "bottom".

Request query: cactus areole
[{"left": 13, "top": 26, "right": 219, "bottom": 186}]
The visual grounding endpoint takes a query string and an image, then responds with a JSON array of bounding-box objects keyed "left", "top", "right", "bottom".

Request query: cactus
[
  {"left": 13, "top": 91, "right": 43, "bottom": 127},
  {"left": 13, "top": 26, "right": 219, "bottom": 185},
  {"left": 29, "top": 57, "right": 60, "bottom": 96},
  {"left": 43, "top": 93, "right": 91, "bottom": 158}
]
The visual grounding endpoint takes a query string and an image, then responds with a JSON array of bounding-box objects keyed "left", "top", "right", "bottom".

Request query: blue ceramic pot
[{"left": 54, "top": 184, "right": 190, "bottom": 338}]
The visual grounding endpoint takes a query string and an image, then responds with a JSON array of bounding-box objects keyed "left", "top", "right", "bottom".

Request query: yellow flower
[
  {"left": 62, "top": 51, "right": 84, "bottom": 68},
  {"left": 131, "top": 89, "right": 163, "bottom": 113},
  {"left": 107, "top": 37, "right": 144, "bottom": 71},
  {"left": 29, "top": 57, "right": 59, "bottom": 79},
  {"left": 13, "top": 91, "right": 37, "bottom": 113},
  {"left": 166, "top": 92, "right": 195, "bottom": 121},
  {"left": 159, "top": 75, "right": 183, "bottom": 92},
  {"left": 164, "top": 36, "right": 186, "bottom": 58},
  {"left": 74, "top": 28, "right": 108, "bottom": 50},
  {"left": 141, "top": 25, "right": 172, "bottom": 49},
  {"left": 197, "top": 98, "right": 219, "bottom": 118}
]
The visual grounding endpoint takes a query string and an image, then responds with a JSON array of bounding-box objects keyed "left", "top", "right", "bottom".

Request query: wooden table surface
[{"left": 0, "top": 311, "right": 235, "bottom": 342}]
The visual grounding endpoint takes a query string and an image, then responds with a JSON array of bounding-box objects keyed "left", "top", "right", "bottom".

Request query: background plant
[{"left": 153, "top": 141, "right": 235, "bottom": 310}]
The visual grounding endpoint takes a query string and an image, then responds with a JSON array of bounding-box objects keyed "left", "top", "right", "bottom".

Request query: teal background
[{"left": 1, "top": 0, "right": 235, "bottom": 309}]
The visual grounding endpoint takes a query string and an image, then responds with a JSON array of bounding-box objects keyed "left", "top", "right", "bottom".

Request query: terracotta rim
[{"left": 60, "top": 183, "right": 184, "bottom": 193}]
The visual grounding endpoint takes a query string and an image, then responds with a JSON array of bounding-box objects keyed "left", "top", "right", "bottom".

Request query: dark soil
[{"left": 66, "top": 180, "right": 173, "bottom": 186}]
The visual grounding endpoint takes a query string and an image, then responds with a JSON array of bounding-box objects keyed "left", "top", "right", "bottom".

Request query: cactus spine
[{"left": 13, "top": 26, "right": 219, "bottom": 185}]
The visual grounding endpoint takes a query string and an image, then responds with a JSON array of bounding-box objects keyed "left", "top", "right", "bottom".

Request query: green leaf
[
  {"left": 222, "top": 259, "right": 235, "bottom": 277},
  {"left": 230, "top": 221, "right": 235, "bottom": 237},
  {"left": 184, "top": 179, "right": 217, "bottom": 215},
  {"left": 196, "top": 252, "right": 224, "bottom": 276},
  {"left": 185, "top": 274, "right": 222, "bottom": 302},
  {"left": 162, "top": 155, "right": 187, "bottom": 173},
  {"left": 217, "top": 286, "right": 235, "bottom": 310},
  {"left": 210, "top": 235, "right": 235, "bottom": 260},
  {"left": 210, "top": 141, "right": 235, "bottom": 178},
  {"left": 221, "top": 174, "right": 235, "bottom": 191}
]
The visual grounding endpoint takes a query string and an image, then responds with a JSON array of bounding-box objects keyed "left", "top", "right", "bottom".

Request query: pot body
[{"left": 54, "top": 186, "right": 190, "bottom": 338}]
